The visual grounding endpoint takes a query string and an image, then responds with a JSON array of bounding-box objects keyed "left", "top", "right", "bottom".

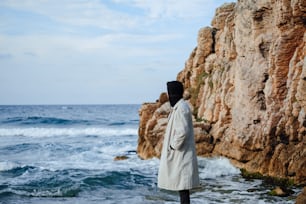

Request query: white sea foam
[
  {"left": 198, "top": 157, "right": 240, "bottom": 179},
  {"left": 0, "top": 161, "right": 21, "bottom": 171},
  {"left": 0, "top": 127, "right": 137, "bottom": 138}
]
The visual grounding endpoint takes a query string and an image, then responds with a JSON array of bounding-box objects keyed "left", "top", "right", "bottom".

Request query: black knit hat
[{"left": 167, "top": 81, "right": 184, "bottom": 96}]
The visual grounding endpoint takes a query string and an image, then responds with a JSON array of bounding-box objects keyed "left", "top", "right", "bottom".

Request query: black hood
[{"left": 167, "top": 81, "right": 183, "bottom": 107}]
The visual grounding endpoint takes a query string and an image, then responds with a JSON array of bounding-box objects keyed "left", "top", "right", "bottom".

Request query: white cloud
[
  {"left": 0, "top": 32, "right": 182, "bottom": 59},
  {"left": 0, "top": 0, "right": 233, "bottom": 30},
  {"left": 0, "top": 0, "right": 138, "bottom": 30},
  {"left": 112, "top": 0, "right": 229, "bottom": 19}
]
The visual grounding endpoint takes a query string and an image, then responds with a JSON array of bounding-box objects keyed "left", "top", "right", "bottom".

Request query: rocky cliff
[{"left": 137, "top": 0, "right": 306, "bottom": 184}]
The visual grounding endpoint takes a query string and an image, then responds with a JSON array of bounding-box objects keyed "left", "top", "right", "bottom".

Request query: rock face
[
  {"left": 296, "top": 187, "right": 306, "bottom": 204},
  {"left": 137, "top": 0, "right": 306, "bottom": 184}
]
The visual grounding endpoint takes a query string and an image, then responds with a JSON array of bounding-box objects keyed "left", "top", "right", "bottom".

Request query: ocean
[{"left": 0, "top": 105, "right": 300, "bottom": 204}]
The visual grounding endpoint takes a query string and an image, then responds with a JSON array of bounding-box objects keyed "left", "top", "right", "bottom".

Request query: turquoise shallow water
[{"left": 0, "top": 105, "right": 301, "bottom": 204}]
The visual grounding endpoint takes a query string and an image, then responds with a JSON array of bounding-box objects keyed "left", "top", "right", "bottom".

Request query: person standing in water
[{"left": 158, "top": 81, "right": 200, "bottom": 204}]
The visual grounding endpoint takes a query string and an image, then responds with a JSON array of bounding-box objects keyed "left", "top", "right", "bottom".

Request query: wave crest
[
  {"left": 3, "top": 116, "right": 90, "bottom": 126},
  {"left": 0, "top": 127, "right": 138, "bottom": 137},
  {"left": 198, "top": 157, "right": 240, "bottom": 179},
  {"left": 0, "top": 161, "right": 21, "bottom": 172},
  {"left": 0, "top": 185, "right": 80, "bottom": 198}
]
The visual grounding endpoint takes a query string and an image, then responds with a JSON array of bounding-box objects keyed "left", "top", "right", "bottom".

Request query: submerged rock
[
  {"left": 296, "top": 187, "right": 306, "bottom": 204},
  {"left": 269, "top": 186, "right": 294, "bottom": 197},
  {"left": 114, "top": 155, "right": 129, "bottom": 161}
]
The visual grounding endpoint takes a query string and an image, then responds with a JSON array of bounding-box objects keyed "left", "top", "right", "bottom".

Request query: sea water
[{"left": 0, "top": 105, "right": 300, "bottom": 204}]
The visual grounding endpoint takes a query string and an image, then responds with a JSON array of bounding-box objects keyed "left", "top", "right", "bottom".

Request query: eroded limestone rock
[{"left": 137, "top": 0, "right": 306, "bottom": 184}]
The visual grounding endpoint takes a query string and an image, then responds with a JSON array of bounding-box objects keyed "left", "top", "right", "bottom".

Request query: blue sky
[{"left": 0, "top": 0, "right": 234, "bottom": 105}]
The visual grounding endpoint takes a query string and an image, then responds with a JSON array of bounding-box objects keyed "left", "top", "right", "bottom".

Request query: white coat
[{"left": 158, "top": 99, "right": 200, "bottom": 191}]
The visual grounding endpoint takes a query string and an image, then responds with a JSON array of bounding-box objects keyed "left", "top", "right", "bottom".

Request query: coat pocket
[{"left": 167, "top": 148, "right": 174, "bottom": 161}]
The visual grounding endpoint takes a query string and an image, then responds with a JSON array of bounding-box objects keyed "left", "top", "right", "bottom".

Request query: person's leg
[{"left": 179, "top": 190, "right": 190, "bottom": 204}]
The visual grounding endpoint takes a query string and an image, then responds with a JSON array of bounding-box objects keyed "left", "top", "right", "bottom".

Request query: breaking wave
[{"left": 0, "top": 127, "right": 138, "bottom": 137}]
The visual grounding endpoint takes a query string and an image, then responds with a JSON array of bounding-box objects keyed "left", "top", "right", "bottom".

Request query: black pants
[{"left": 179, "top": 190, "right": 190, "bottom": 204}]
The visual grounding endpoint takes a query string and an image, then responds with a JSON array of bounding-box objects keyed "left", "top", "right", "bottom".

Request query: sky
[{"left": 0, "top": 0, "right": 234, "bottom": 105}]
